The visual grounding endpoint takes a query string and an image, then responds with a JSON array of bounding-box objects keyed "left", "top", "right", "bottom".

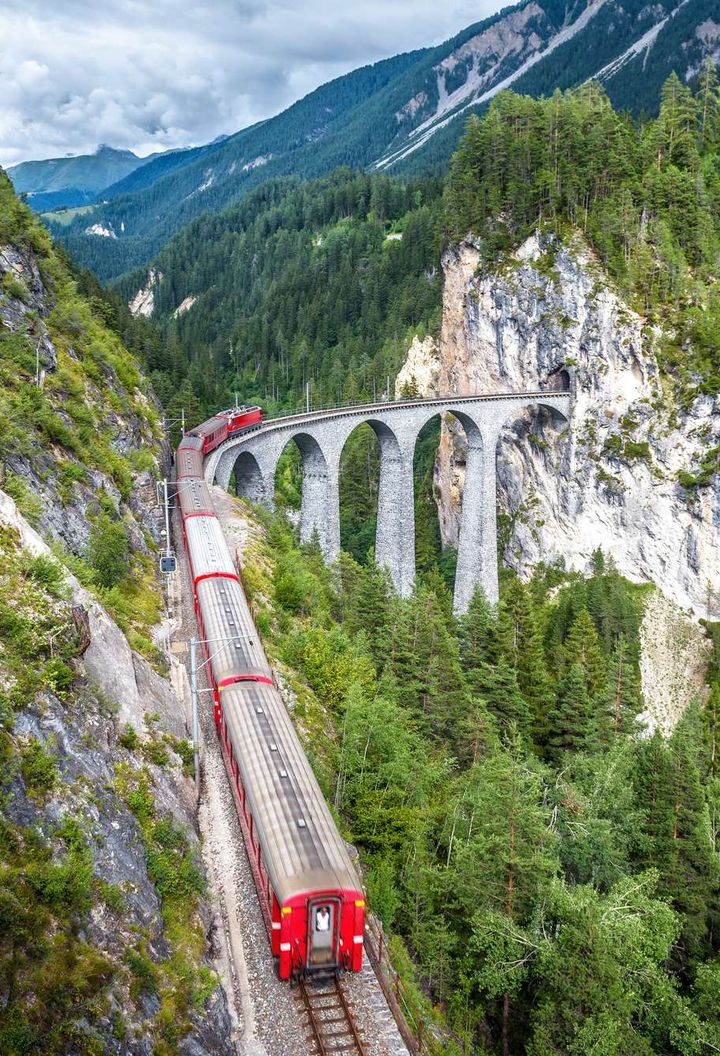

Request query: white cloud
[{"left": 0, "top": 0, "right": 505, "bottom": 167}]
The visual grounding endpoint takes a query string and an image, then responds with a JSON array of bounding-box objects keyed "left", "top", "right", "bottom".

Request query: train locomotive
[{"left": 176, "top": 406, "right": 365, "bottom": 979}]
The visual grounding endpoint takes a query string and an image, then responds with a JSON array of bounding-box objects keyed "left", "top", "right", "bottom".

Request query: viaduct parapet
[{"left": 205, "top": 392, "right": 571, "bottom": 613}]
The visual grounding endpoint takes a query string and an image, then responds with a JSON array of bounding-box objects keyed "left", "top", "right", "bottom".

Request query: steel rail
[
  {"left": 214, "top": 389, "right": 571, "bottom": 451},
  {"left": 296, "top": 975, "right": 367, "bottom": 1056}
]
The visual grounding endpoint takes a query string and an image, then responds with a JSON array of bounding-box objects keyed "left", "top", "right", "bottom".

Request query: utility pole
[
  {"left": 306, "top": 381, "right": 311, "bottom": 414},
  {"left": 190, "top": 638, "right": 200, "bottom": 798},
  {"left": 162, "top": 410, "right": 185, "bottom": 439},
  {"left": 163, "top": 479, "right": 171, "bottom": 563},
  {"left": 156, "top": 479, "right": 177, "bottom": 575}
]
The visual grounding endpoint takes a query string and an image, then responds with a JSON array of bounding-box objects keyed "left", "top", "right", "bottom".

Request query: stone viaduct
[{"left": 205, "top": 392, "right": 571, "bottom": 613}]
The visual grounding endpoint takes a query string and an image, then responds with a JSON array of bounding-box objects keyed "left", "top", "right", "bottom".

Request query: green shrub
[
  {"left": 1, "top": 271, "right": 29, "bottom": 303},
  {"left": 142, "top": 737, "right": 170, "bottom": 767},
  {"left": 3, "top": 472, "right": 43, "bottom": 526},
  {"left": 20, "top": 738, "right": 58, "bottom": 798},
  {"left": 23, "top": 553, "right": 66, "bottom": 595},
  {"left": 86, "top": 514, "right": 130, "bottom": 588},
  {"left": 119, "top": 724, "right": 139, "bottom": 750},
  {"left": 44, "top": 658, "right": 75, "bottom": 694},
  {"left": 124, "top": 947, "right": 159, "bottom": 998}
]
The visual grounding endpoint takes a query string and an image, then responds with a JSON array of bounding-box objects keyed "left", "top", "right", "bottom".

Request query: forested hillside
[
  {"left": 124, "top": 68, "right": 720, "bottom": 429},
  {"left": 240, "top": 507, "right": 720, "bottom": 1056},
  {"left": 49, "top": 0, "right": 717, "bottom": 282},
  {"left": 446, "top": 68, "right": 720, "bottom": 402},
  {"left": 120, "top": 170, "right": 444, "bottom": 424}
]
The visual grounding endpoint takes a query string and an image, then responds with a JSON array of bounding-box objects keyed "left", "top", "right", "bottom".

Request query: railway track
[{"left": 295, "top": 974, "right": 368, "bottom": 1056}]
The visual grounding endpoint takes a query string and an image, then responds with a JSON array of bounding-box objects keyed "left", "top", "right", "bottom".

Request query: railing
[
  {"left": 364, "top": 915, "right": 456, "bottom": 1056},
  {"left": 262, "top": 385, "right": 570, "bottom": 425}
]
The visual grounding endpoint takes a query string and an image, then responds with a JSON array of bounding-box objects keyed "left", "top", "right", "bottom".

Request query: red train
[
  {"left": 186, "top": 405, "right": 263, "bottom": 455},
  {"left": 176, "top": 406, "right": 365, "bottom": 979}
]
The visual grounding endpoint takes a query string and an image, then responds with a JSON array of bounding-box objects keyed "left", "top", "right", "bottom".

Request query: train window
[{"left": 308, "top": 900, "right": 338, "bottom": 968}]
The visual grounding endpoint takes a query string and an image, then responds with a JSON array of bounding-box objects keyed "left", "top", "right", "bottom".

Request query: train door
[{"left": 307, "top": 897, "right": 340, "bottom": 970}]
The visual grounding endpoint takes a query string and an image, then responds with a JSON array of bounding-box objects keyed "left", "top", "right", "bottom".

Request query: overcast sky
[{"left": 0, "top": 0, "right": 507, "bottom": 168}]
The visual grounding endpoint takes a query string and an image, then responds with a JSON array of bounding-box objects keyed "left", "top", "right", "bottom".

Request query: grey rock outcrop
[
  {"left": 0, "top": 243, "right": 56, "bottom": 369},
  {"left": 0, "top": 235, "right": 169, "bottom": 556},
  {"left": 408, "top": 233, "right": 720, "bottom": 619},
  {"left": 1, "top": 487, "right": 233, "bottom": 1054},
  {"left": 8, "top": 689, "right": 233, "bottom": 1055}
]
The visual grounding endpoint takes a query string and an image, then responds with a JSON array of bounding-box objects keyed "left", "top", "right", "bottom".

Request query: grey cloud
[{"left": 0, "top": 0, "right": 504, "bottom": 167}]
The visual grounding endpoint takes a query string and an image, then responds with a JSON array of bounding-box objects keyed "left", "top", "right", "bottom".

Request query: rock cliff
[
  {"left": 401, "top": 233, "right": 720, "bottom": 621},
  {"left": 0, "top": 173, "right": 232, "bottom": 1053}
]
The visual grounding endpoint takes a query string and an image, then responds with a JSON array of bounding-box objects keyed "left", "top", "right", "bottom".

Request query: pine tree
[
  {"left": 452, "top": 734, "right": 559, "bottom": 1055},
  {"left": 474, "top": 659, "right": 533, "bottom": 743},
  {"left": 547, "top": 663, "right": 596, "bottom": 757},
  {"left": 698, "top": 57, "right": 720, "bottom": 152},
  {"left": 634, "top": 711, "right": 720, "bottom": 974},
  {"left": 459, "top": 587, "right": 501, "bottom": 675},
  {"left": 497, "top": 579, "right": 554, "bottom": 744},
  {"left": 606, "top": 633, "right": 642, "bottom": 735},
  {"left": 704, "top": 682, "right": 720, "bottom": 773},
  {"left": 563, "top": 608, "right": 607, "bottom": 700}
]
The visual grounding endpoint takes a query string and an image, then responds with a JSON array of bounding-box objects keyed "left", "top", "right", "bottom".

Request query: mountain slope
[
  {"left": 7, "top": 145, "right": 150, "bottom": 212},
  {"left": 55, "top": 0, "right": 719, "bottom": 282},
  {"left": 0, "top": 170, "right": 232, "bottom": 1052}
]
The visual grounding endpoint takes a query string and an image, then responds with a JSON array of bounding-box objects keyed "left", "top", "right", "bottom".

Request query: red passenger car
[{"left": 176, "top": 405, "right": 365, "bottom": 980}]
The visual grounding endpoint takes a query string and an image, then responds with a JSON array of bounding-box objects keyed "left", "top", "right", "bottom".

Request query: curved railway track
[{"left": 296, "top": 975, "right": 368, "bottom": 1056}]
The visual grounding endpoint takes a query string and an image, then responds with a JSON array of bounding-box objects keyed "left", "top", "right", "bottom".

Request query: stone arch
[
  {"left": 336, "top": 421, "right": 383, "bottom": 563},
  {"left": 495, "top": 398, "right": 571, "bottom": 444},
  {"left": 337, "top": 417, "right": 414, "bottom": 597},
  {"left": 276, "top": 430, "right": 338, "bottom": 558},
  {"left": 412, "top": 408, "right": 486, "bottom": 608},
  {"left": 233, "top": 450, "right": 267, "bottom": 504}
]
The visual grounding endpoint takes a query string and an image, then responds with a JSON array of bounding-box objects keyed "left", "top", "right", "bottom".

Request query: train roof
[
  {"left": 196, "top": 576, "right": 272, "bottom": 683},
  {"left": 215, "top": 405, "right": 258, "bottom": 419},
  {"left": 177, "top": 477, "right": 215, "bottom": 519},
  {"left": 185, "top": 514, "right": 237, "bottom": 583},
  {"left": 177, "top": 446, "right": 204, "bottom": 481},
  {"left": 190, "top": 417, "right": 226, "bottom": 437},
  {"left": 222, "top": 679, "right": 362, "bottom": 905},
  {"left": 178, "top": 434, "right": 204, "bottom": 451}
]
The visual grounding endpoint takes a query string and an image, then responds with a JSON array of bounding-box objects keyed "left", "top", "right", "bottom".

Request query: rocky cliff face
[
  {"left": 401, "top": 233, "right": 720, "bottom": 621},
  {"left": 0, "top": 175, "right": 233, "bottom": 1053},
  {"left": 0, "top": 236, "right": 166, "bottom": 558}
]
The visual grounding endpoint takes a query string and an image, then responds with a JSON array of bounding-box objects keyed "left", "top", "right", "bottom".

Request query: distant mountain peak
[{"left": 95, "top": 144, "right": 138, "bottom": 159}]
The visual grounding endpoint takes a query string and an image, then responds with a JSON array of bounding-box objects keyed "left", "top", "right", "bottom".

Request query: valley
[{"left": 2, "top": 5, "right": 720, "bottom": 1055}]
